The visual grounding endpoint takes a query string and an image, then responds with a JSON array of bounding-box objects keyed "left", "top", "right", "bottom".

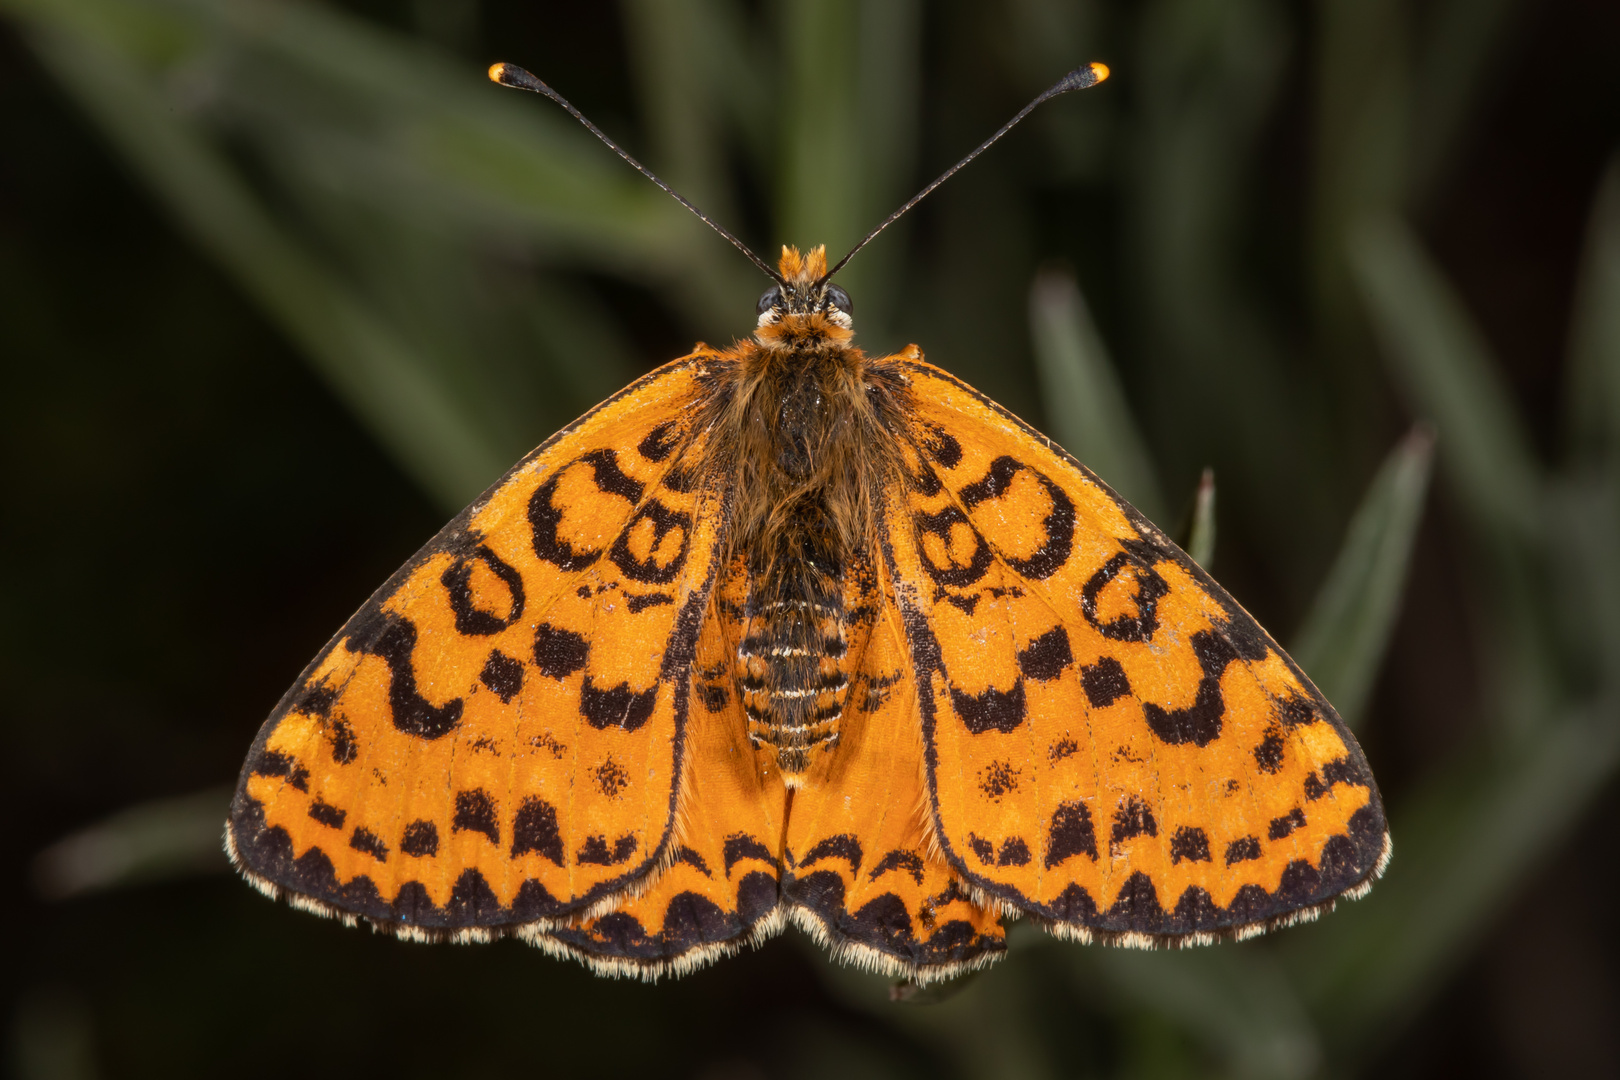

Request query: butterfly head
[{"left": 755, "top": 245, "right": 854, "bottom": 344}]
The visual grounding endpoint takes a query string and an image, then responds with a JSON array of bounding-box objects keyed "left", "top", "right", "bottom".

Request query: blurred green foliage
[{"left": 4, "top": 0, "right": 1619, "bottom": 1077}]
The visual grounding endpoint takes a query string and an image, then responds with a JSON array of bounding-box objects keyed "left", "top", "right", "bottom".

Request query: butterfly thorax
[{"left": 715, "top": 246, "right": 906, "bottom": 780}]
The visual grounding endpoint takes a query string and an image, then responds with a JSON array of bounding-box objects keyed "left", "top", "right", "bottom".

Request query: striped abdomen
[{"left": 739, "top": 590, "right": 849, "bottom": 779}]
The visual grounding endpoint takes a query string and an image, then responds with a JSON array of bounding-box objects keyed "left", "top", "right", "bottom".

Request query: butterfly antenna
[
  {"left": 817, "top": 62, "right": 1110, "bottom": 287},
  {"left": 490, "top": 62, "right": 786, "bottom": 287}
]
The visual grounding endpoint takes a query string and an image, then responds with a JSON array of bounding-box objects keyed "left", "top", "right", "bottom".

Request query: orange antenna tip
[
  {"left": 1089, "top": 61, "right": 1110, "bottom": 83},
  {"left": 489, "top": 62, "right": 546, "bottom": 92}
]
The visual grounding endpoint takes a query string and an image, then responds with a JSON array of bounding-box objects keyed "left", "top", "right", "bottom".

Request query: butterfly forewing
[
  {"left": 881, "top": 357, "right": 1389, "bottom": 942},
  {"left": 228, "top": 356, "right": 730, "bottom": 933}
]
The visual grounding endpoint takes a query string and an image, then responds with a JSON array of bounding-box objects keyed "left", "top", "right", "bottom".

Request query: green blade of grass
[
  {"left": 777, "top": 0, "right": 919, "bottom": 325},
  {"left": 1029, "top": 267, "right": 1167, "bottom": 522},
  {"left": 1349, "top": 215, "right": 1541, "bottom": 541},
  {"left": 617, "top": 0, "right": 769, "bottom": 335},
  {"left": 1351, "top": 215, "right": 1557, "bottom": 735},
  {"left": 1185, "top": 467, "right": 1216, "bottom": 569},
  {"left": 1130, "top": 2, "right": 1330, "bottom": 566},
  {"left": 200, "top": 0, "right": 670, "bottom": 244},
  {"left": 268, "top": 164, "right": 634, "bottom": 460},
  {"left": 23, "top": 19, "right": 507, "bottom": 508},
  {"left": 128, "top": 0, "right": 754, "bottom": 333},
  {"left": 623, "top": 0, "right": 730, "bottom": 215},
  {"left": 1310, "top": 0, "right": 1409, "bottom": 333},
  {"left": 779, "top": 0, "right": 862, "bottom": 271},
  {"left": 32, "top": 787, "right": 232, "bottom": 899},
  {"left": 845, "top": 0, "right": 920, "bottom": 333},
  {"left": 1291, "top": 427, "right": 1435, "bottom": 730}
]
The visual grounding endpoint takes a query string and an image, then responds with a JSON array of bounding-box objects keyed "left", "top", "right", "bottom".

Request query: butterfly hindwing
[
  {"left": 782, "top": 547, "right": 1007, "bottom": 981},
  {"left": 227, "top": 355, "right": 730, "bottom": 936},
  {"left": 879, "top": 353, "right": 1390, "bottom": 942},
  {"left": 532, "top": 559, "right": 788, "bottom": 976}
]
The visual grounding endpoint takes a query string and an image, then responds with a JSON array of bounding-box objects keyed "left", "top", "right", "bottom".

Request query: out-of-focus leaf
[
  {"left": 152, "top": 0, "right": 693, "bottom": 264},
  {"left": 1350, "top": 215, "right": 1541, "bottom": 541},
  {"left": 184, "top": 0, "right": 752, "bottom": 328},
  {"left": 623, "top": 0, "right": 732, "bottom": 216},
  {"left": 1186, "top": 467, "right": 1216, "bottom": 569},
  {"left": 1543, "top": 476, "right": 1620, "bottom": 692},
  {"left": 1029, "top": 267, "right": 1167, "bottom": 522},
  {"left": 1311, "top": 0, "right": 1408, "bottom": 327},
  {"left": 1566, "top": 158, "right": 1620, "bottom": 460},
  {"left": 780, "top": 0, "right": 862, "bottom": 274},
  {"left": 1352, "top": 216, "right": 1558, "bottom": 738},
  {"left": 690, "top": 0, "right": 774, "bottom": 170},
  {"left": 1407, "top": 0, "right": 1521, "bottom": 205},
  {"left": 1285, "top": 708, "right": 1620, "bottom": 1058},
  {"left": 276, "top": 169, "right": 634, "bottom": 459},
  {"left": 1079, "top": 946, "right": 1321, "bottom": 1080},
  {"left": 522, "top": 281, "right": 641, "bottom": 414},
  {"left": 1292, "top": 427, "right": 1434, "bottom": 730},
  {"left": 778, "top": 0, "right": 919, "bottom": 324},
  {"left": 843, "top": 0, "right": 920, "bottom": 331},
  {"left": 1000, "top": 0, "right": 1111, "bottom": 183},
  {"left": 13, "top": 0, "right": 717, "bottom": 508},
  {"left": 1131, "top": 0, "right": 1323, "bottom": 563},
  {"left": 22, "top": 19, "right": 507, "bottom": 508},
  {"left": 32, "top": 787, "right": 232, "bottom": 899}
]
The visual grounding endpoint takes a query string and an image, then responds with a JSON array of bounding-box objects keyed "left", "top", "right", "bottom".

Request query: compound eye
[
  {"left": 825, "top": 283, "right": 853, "bottom": 316},
  {"left": 756, "top": 285, "right": 782, "bottom": 315}
]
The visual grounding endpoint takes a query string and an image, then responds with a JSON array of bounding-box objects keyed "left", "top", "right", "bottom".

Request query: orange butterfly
[{"left": 227, "top": 60, "right": 1387, "bottom": 984}]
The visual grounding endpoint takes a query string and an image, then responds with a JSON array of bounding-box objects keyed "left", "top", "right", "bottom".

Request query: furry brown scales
[{"left": 687, "top": 245, "right": 909, "bottom": 778}]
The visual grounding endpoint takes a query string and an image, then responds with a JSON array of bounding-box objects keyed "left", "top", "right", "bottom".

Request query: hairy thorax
[{"left": 705, "top": 247, "right": 907, "bottom": 780}]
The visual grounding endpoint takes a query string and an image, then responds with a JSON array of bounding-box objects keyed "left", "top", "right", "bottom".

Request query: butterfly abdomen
[
  {"left": 713, "top": 249, "right": 907, "bottom": 779},
  {"left": 729, "top": 373, "right": 860, "bottom": 780},
  {"left": 738, "top": 572, "right": 850, "bottom": 778}
]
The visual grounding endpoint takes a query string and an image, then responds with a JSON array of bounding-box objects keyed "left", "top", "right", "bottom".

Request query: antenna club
[
  {"left": 489, "top": 62, "right": 544, "bottom": 93},
  {"left": 1050, "top": 61, "right": 1110, "bottom": 96}
]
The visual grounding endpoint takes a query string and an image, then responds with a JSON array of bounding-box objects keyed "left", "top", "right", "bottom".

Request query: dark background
[{"left": 3, "top": 0, "right": 1619, "bottom": 1076}]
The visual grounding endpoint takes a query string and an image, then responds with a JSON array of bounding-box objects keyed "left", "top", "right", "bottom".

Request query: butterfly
[{"left": 227, "top": 59, "right": 1388, "bottom": 985}]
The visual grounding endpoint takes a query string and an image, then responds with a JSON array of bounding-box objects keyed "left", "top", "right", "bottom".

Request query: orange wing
[
  {"left": 526, "top": 557, "right": 789, "bottom": 978},
  {"left": 878, "top": 351, "right": 1389, "bottom": 944},
  {"left": 227, "top": 353, "right": 732, "bottom": 938},
  {"left": 537, "top": 543, "right": 1010, "bottom": 985},
  {"left": 781, "top": 547, "right": 1006, "bottom": 983}
]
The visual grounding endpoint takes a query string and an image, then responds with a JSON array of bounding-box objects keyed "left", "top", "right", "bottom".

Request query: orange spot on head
[
  {"left": 488, "top": 62, "right": 507, "bottom": 83},
  {"left": 777, "top": 245, "right": 828, "bottom": 285},
  {"left": 1089, "top": 61, "right": 1110, "bottom": 84}
]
